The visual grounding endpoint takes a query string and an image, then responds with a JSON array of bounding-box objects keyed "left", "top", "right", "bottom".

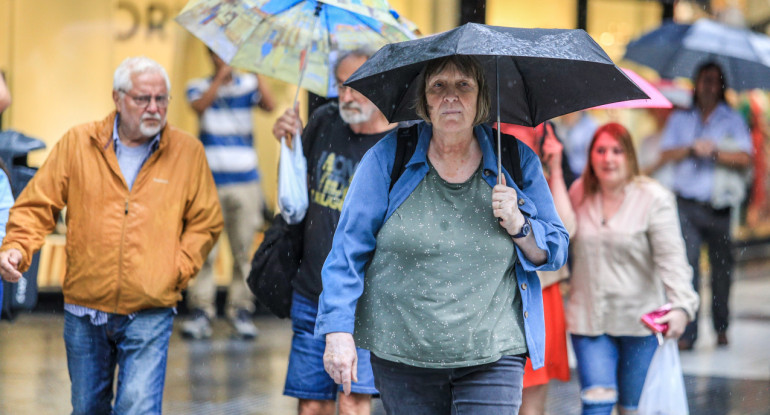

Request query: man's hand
[
  {"left": 323, "top": 332, "right": 358, "bottom": 395},
  {"left": 213, "top": 64, "right": 233, "bottom": 83},
  {"left": 0, "top": 249, "right": 23, "bottom": 283},
  {"left": 692, "top": 139, "right": 716, "bottom": 159},
  {"left": 272, "top": 103, "right": 302, "bottom": 148}
]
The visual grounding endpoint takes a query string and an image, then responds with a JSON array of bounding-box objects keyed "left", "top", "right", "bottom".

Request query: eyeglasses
[{"left": 119, "top": 90, "right": 170, "bottom": 109}]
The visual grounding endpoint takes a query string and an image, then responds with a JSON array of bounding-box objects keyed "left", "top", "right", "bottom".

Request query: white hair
[
  {"left": 333, "top": 48, "right": 377, "bottom": 80},
  {"left": 113, "top": 56, "right": 170, "bottom": 92}
]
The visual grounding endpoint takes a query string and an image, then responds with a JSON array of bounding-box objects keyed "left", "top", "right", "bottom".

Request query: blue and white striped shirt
[{"left": 186, "top": 72, "right": 262, "bottom": 186}]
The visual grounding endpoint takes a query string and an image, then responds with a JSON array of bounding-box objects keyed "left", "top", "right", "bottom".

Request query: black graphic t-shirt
[{"left": 295, "top": 102, "right": 395, "bottom": 302}]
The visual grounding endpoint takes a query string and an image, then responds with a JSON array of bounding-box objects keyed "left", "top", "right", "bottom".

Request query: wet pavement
[{"left": 1, "top": 258, "right": 770, "bottom": 414}]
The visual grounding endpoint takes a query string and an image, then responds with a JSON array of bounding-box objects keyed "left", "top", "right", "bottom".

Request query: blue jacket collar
[{"left": 409, "top": 123, "right": 502, "bottom": 176}]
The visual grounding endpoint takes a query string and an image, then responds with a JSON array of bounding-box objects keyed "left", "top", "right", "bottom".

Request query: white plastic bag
[
  {"left": 277, "top": 134, "right": 308, "bottom": 225},
  {"left": 638, "top": 339, "right": 689, "bottom": 415}
]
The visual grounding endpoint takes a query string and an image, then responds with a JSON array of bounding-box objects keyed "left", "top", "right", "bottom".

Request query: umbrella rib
[
  {"left": 659, "top": 42, "right": 690, "bottom": 80},
  {"left": 506, "top": 56, "right": 535, "bottom": 125},
  {"left": 292, "top": 2, "right": 324, "bottom": 104},
  {"left": 320, "top": 3, "right": 333, "bottom": 53}
]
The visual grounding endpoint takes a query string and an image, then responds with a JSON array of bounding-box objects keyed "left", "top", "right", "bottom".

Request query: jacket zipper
[{"left": 115, "top": 197, "right": 129, "bottom": 312}]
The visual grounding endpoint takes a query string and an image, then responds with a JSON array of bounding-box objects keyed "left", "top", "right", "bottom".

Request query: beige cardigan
[
  {"left": 566, "top": 176, "right": 699, "bottom": 336},
  {"left": 537, "top": 207, "right": 574, "bottom": 288}
]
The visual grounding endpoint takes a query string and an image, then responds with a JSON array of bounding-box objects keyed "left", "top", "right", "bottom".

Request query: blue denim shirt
[{"left": 314, "top": 122, "right": 569, "bottom": 370}]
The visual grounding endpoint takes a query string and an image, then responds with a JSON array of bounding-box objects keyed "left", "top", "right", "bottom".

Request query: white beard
[
  {"left": 339, "top": 102, "right": 374, "bottom": 124},
  {"left": 139, "top": 114, "right": 164, "bottom": 137}
]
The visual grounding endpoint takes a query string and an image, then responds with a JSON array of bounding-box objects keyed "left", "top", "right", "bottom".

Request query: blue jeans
[
  {"left": 284, "top": 292, "right": 378, "bottom": 400},
  {"left": 370, "top": 353, "right": 526, "bottom": 415},
  {"left": 571, "top": 334, "right": 658, "bottom": 415},
  {"left": 64, "top": 308, "right": 174, "bottom": 415}
]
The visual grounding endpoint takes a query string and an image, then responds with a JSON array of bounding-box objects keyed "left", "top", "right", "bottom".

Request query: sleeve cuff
[{"left": 314, "top": 312, "right": 356, "bottom": 339}]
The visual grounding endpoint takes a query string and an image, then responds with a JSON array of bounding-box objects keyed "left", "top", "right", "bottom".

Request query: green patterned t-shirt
[{"left": 354, "top": 161, "right": 527, "bottom": 368}]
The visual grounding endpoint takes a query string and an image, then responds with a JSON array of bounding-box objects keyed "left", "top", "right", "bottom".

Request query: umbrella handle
[{"left": 496, "top": 57, "right": 502, "bottom": 184}]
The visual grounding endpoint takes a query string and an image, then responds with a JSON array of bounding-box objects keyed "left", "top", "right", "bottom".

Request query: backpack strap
[
  {"left": 493, "top": 129, "right": 524, "bottom": 190},
  {"left": 390, "top": 124, "right": 419, "bottom": 192},
  {"left": 391, "top": 124, "right": 524, "bottom": 191}
]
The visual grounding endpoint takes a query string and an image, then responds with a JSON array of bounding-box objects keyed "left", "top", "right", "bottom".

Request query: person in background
[
  {"left": 0, "top": 71, "right": 11, "bottom": 312},
  {"left": 317, "top": 55, "right": 569, "bottom": 414},
  {"left": 501, "top": 122, "right": 573, "bottom": 415},
  {"left": 0, "top": 56, "right": 223, "bottom": 414},
  {"left": 567, "top": 122, "right": 699, "bottom": 415},
  {"left": 554, "top": 111, "right": 598, "bottom": 177},
  {"left": 0, "top": 71, "right": 10, "bottom": 114},
  {"left": 638, "top": 81, "right": 692, "bottom": 190},
  {"left": 638, "top": 107, "right": 677, "bottom": 189},
  {"left": 271, "top": 48, "right": 393, "bottom": 415},
  {"left": 658, "top": 61, "right": 752, "bottom": 351},
  {"left": 0, "top": 166, "right": 10, "bottom": 314},
  {"left": 181, "top": 47, "right": 275, "bottom": 340}
]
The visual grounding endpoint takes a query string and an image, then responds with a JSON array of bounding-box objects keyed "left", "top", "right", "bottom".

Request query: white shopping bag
[
  {"left": 638, "top": 339, "right": 689, "bottom": 415},
  {"left": 277, "top": 134, "right": 308, "bottom": 224}
]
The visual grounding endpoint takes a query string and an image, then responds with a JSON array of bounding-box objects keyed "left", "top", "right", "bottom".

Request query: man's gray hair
[
  {"left": 333, "top": 47, "right": 378, "bottom": 79},
  {"left": 113, "top": 56, "right": 171, "bottom": 92}
]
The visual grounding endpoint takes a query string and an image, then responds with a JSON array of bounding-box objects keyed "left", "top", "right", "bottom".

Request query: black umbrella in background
[
  {"left": 624, "top": 18, "right": 770, "bottom": 91},
  {"left": 345, "top": 23, "right": 648, "bottom": 178}
]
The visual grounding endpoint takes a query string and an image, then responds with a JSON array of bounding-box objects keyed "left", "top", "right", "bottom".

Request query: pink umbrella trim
[{"left": 593, "top": 68, "right": 673, "bottom": 109}]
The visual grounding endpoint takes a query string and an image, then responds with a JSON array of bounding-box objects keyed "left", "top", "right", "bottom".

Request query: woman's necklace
[{"left": 600, "top": 189, "right": 625, "bottom": 226}]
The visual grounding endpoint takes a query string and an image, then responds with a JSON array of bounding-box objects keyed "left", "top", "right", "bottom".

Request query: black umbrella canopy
[
  {"left": 345, "top": 23, "right": 648, "bottom": 127},
  {"left": 624, "top": 19, "right": 770, "bottom": 91}
]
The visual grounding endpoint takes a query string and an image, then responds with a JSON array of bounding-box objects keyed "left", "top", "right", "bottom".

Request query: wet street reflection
[{"left": 2, "top": 258, "right": 770, "bottom": 414}]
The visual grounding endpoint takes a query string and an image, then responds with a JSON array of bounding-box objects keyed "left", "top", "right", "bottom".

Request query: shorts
[{"left": 283, "top": 292, "right": 379, "bottom": 400}]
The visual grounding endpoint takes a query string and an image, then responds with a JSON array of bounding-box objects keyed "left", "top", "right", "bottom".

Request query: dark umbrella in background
[
  {"left": 624, "top": 18, "right": 770, "bottom": 91},
  {"left": 344, "top": 23, "right": 648, "bottom": 178}
]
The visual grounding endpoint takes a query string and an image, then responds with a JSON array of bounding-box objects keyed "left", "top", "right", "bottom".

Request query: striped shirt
[{"left": 186, "top": 72, "right": 262, "bottom": 186}]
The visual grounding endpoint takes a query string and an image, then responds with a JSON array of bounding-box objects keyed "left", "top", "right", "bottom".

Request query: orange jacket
[{"left": 1, "top": 112, "right": 223, "bottom": 314}]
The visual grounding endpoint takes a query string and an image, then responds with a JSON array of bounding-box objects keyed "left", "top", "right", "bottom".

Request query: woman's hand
[
  {"left": 540, "top": 124, "right": 563, "bottom": 174},
  {"left": 656, "top": 308, "right": 689, "bottom": 339},
  {"left": 492, "top": 174, "right": 526, "bottom": 236},
  {"left": 323, "top": 332, "right": 358, "bottom": 395},
  {"left": 493, "top": 174, "right": 548, "bottom": 265}
]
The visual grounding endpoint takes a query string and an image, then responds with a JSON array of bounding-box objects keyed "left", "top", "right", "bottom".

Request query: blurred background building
[{"left": 0, "top": 0, "right": 764, "bottom": 291}]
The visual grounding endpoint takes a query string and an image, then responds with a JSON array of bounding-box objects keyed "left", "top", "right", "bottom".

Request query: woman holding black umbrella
[{"left": 314, "top": 55, "right": 569, "bottom": 414}]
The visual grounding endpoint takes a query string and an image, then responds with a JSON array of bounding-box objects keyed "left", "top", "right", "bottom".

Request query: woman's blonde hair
[
  {"left": 414, "top": 55, "right": 490, "bottom": 126},
  {"left": 581, "top": 122, "right": 640, "bottom": 197}
]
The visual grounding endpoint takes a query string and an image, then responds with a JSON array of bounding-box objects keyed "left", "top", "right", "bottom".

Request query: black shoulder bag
[{"left": 246, "top": 214, "right": 303, "bottom": 319}]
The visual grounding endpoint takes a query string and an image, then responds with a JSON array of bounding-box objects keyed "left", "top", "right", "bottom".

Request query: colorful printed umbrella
[
  {"left": 592, "top": 68, "right": 672, "bottom": 109},
  {"left": 176, "top": 0, "right": 415, "bottom": 97}
]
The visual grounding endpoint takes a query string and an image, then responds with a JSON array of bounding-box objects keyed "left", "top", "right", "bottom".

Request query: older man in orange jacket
[{"left": 0, "top": 56, "right": 223, "bottom": 415}]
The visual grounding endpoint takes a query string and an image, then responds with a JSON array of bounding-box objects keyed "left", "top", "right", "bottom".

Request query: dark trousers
[
  {"left": 370, "top": 354, "right": 526, "bottom": 415},
  {"left": 677, "top": 196, "right": 733, "bottom": 343}
]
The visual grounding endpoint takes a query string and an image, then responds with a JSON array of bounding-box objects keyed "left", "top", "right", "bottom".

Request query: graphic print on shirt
[{"left": 311, "top": 150, "right": 358, "bottom": 212}]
